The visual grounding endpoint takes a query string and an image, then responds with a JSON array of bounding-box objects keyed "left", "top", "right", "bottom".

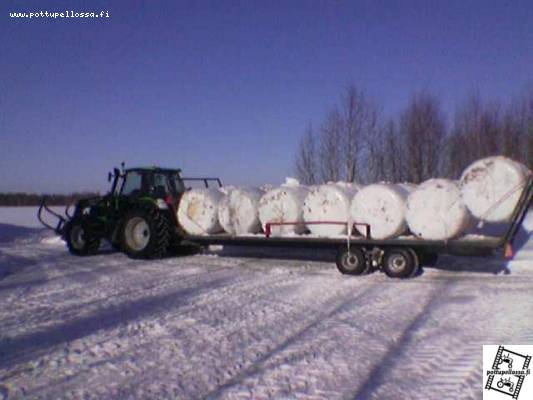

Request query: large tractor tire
[
  {"left": 65, "top": 218, "right": 100, "bottom": 256},
  {"left": 120, "top": 206, "right": 171, "bottom": 259}
]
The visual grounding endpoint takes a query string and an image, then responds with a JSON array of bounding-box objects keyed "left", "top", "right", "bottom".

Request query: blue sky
[{"left": 1, "top": 0, "right": 532, "bottom": 193}]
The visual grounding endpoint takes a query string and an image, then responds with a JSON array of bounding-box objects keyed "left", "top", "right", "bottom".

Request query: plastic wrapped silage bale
[
  {"left": 460, "top": 156, "right": 531, "bottom": 223},
  {"left": 406, "top": 179, "right": 471, "bottom": 240},
  {"left": 177, "top": 188, "right": 224, "bottom": 235},
  {"left": 258, "top": 179, "right": 308, "bottom": 236},
  {"left": 218, "top": 188, "right": 264, "bottom": 235},
  {"left": 350, "top": 183, "right": 410, "bottom": 239},
  {"left": 303, "top": 184, "right": 357, "bottom": 237}
]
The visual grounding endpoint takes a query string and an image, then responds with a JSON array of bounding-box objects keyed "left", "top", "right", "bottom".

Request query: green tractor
[{"left": 38, "top": 165, "right": 221, "bottom": 259}]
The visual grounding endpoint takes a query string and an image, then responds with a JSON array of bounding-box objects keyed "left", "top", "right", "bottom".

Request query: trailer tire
[
  {"left": 382, "top": 248, "right": 418, "bottom": 278},
  {"left": 120, "top": 206, "right": 171, "bottom": 259},
  {"left": 406, "top": 248, "right": 421, "bottom": 277},
  {"left": 65, "top": 218, "right": 100, "bottom": 256},
  {"left": 336, "top": 247, "right": 369, "bottom": 275}
]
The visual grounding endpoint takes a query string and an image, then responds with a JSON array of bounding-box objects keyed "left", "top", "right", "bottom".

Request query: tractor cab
[
  {"left": 109, "top": 167, "right": 185, "bottom": 199},
  {"left": 109, "top": 166, "right": 222, "bottom": 198}
]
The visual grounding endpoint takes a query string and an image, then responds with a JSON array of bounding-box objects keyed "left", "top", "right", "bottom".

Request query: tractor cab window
[
  {"left": 171, "top": 175, "right": 186, "bottom": 194},
  {"left": 151, "top": 173, "right": 169, "bottom": 197},
  {"left": 121, "top": 172, "right": 143, "bottom": 196}
]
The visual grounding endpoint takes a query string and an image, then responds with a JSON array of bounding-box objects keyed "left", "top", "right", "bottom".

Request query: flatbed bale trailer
[{"left": 183, "top": 175, "right": 532, "bottom": 278}]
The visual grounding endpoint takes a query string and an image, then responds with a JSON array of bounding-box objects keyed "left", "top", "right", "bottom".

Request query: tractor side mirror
[{"left": 108, "top": 172, "right": 113, "bottom": 182}]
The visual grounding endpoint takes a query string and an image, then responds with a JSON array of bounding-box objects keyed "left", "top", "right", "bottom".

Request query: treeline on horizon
[
  {"left": 0, "top": 192, "right": 101, "bottom": 206},
  {"left": 295, "top": 84, "right": 533, "bottom": 185}
]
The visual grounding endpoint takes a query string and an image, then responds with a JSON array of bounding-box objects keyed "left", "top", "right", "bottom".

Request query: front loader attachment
[{"left": 37, "top": 199, "right": 70, "bottom": 236}]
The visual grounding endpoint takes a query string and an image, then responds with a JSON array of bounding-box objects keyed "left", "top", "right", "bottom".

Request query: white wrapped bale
[
  {"left": 460, "top": 156, "right": 530, "bottom": 222},
  {"left": 258, "top": 186, "right": 308, "bottom": 236},
  {"left": 218, "top": 188, "right": 264, "bottom": 235},
  {"left": 406, "top": 179, "right": 471, "bottom": 240},
  {"left": 350, "top": 183, "right": 410, "bottom": 239},
  {"left": 177, "top": 188, "right": 223, "bottom": 235},
  {"left": 303, "top": 184, "right": 356, "bottom": 237}
]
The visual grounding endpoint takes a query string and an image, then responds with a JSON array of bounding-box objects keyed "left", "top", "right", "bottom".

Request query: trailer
[
  {"left": 38, "top": 165, "right": 532, "bottom": 279},
  {"left": 181, "top": 175, "right": 532, "bottom": 278}
]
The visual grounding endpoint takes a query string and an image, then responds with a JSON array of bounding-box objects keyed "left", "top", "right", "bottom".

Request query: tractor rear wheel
[
  {"left": 65, "top": 218, "right": 100, "bottom": 256},
  {"left": 120, "top": 206, "right": 171, "bottom": 259}
]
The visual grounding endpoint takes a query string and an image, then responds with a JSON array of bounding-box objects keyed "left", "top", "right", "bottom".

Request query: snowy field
[{"left": 0, "top": 207, "right": 532, "bottom": 399}]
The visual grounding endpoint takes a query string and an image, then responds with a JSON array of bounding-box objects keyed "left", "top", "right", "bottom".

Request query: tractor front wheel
[
  {"left": 65, "top": 218, "right": 100, "bottom": 256},
  {"left": 120, "top": 207, "right": 171, "bottom": 259}
]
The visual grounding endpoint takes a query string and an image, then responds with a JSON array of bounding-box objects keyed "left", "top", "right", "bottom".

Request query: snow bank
[
  {"left": 303, "top": 184, "right": 356, "bottom": 236},
  {"left": 177, "top": 189, "right": 223, "bottom": 235},
  {"left": 350, "top": 183, "right": 410, "bottom": 239},
  {"left": 218, "top": 188, "right": 264, "bottom": 235},
  {"left": 460, "top": 156, "right": 531, "bottom": 223},
  {"left": 406, "top": 179, "right": 471, "bottom": 240},
  {"left": 258, "top": 186, "right": 308, "bottom": 236}
]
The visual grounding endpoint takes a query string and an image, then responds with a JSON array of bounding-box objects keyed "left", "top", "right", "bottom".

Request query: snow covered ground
[{"left": 0, "top": 207, "right": 532, "bottom": 399}]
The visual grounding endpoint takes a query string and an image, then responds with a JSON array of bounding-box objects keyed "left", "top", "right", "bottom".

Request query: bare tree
[
  {"left": 319, "top": 109, "right": 344, "bottom": 182},
  {"left": 447, "top": 92, "right": 504, "bottom": 177},
  {"left": 400, "top": 91, "right": 446, "bottom": 183},
  {"left": 507, "top": 87, "right": 533, "bottom": 170},
  {"left": 295, "top": 84, "right": 532, "bottom": 187},
  {"left": 295, "top": 125, "right": 319, "bottom": 184},
  {"left": 367, "top": 119, "right": 407, "bottom": 182},
  {"left": 525, "top": 91, "right": 533, "bottom": 170},
  {"left": 339, "top": 85, "right": 379, "bottom": 183}
]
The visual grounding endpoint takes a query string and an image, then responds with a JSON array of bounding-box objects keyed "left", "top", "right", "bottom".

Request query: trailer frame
[{"left": 182, "top": 175, "right": 532, "bottom": 277}]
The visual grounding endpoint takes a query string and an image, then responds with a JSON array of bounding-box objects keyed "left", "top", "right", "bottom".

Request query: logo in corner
[{"left": 484, "top": 345, "right": 532, "bottom": 399}]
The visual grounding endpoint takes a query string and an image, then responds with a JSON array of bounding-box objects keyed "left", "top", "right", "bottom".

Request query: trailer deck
[{"left": 183, "top": 175, "right": 532, "bottom": 277}]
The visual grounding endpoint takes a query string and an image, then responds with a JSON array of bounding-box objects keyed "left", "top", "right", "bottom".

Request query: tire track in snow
[
  {"left": 0, "top": 256, "right": 270, "bottom": 372},
  {"left": 202, "top": 278, "right": 435, "bottom": 400},
  {"left": 92, "top": 270, "right": 354, "bottom": 398},
  {"left": 0, "top": 267, "right": 244, "bottom": 374},
  {"left": 350, "top": 278, "right": 456, "bottom": 400},
  {"left": 0, "top": 253, "right": 254, "bottom": 335},
  {"left": 350, "top": 275, "right": 533, "bottom": 400},
  {"left": 4, "top": 259, "right": 318, "bottom": 397}
]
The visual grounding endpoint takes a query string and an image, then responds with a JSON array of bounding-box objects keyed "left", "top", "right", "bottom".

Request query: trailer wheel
[
  {"left": 406, "top": 248, "right": 421, "bottom": 278},
  {"left": 336, "top": 247, "right": 369, "bottom": 275},
  {"left": 382, "top": 248, "right": 418, "bottom": 278},
  {"left": 65, "top": 218, "right": 100, "bottom": 256}
]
